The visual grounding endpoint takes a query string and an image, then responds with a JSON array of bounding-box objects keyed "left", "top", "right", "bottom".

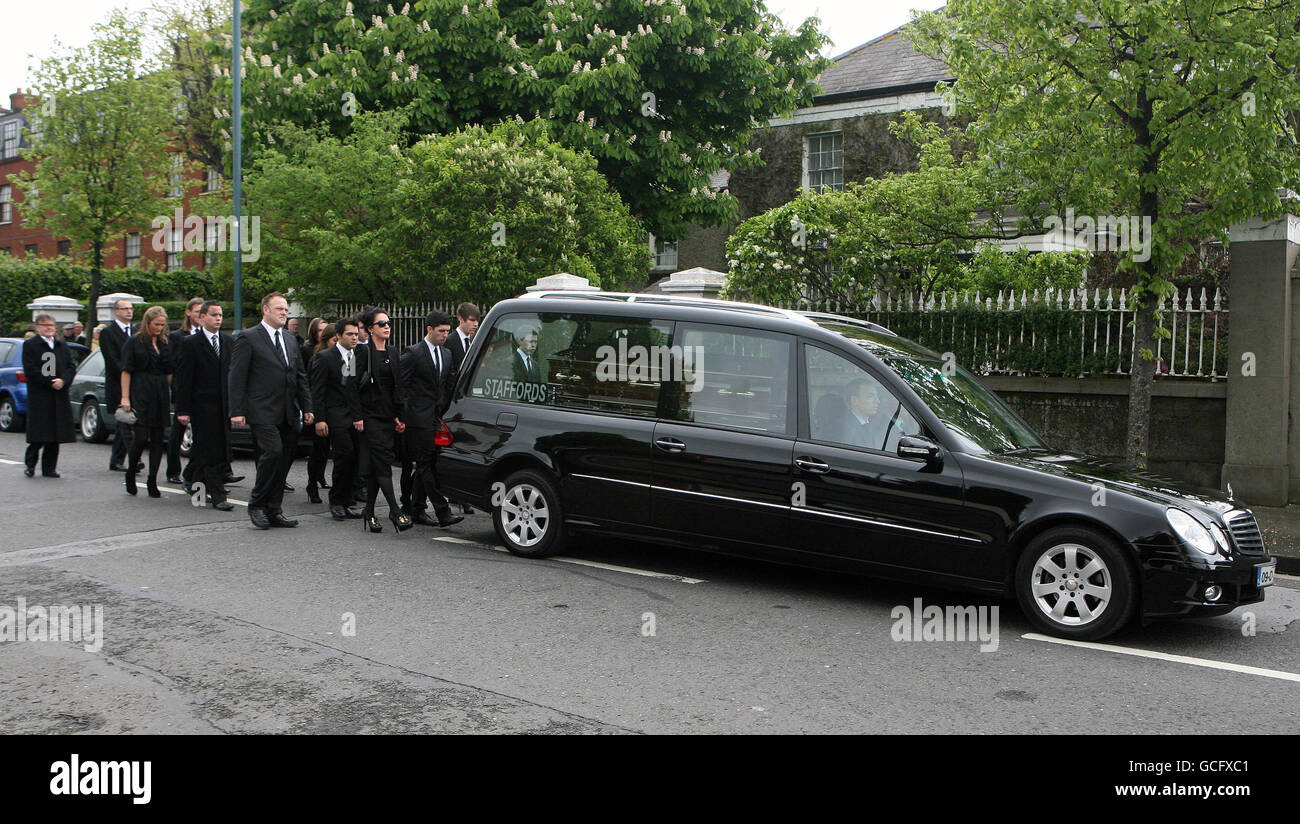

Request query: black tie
[
  {"left": 434, "top": 347, "right": 441, "bottom": 375},
  {"left": 274, "top": 330, "right": 286, "bottom": 365},
  {"left": 211, "top": 334, "right": 219, "bottom": 356}
]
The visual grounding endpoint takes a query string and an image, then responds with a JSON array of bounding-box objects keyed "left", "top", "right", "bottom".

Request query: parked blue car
[{"left": 0, "top": 337, "right": 89, "bottom": 433}]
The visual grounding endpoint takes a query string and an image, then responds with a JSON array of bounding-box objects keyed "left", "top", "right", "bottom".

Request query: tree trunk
[
  {"left": 88, "top": 238, "right": 104, "bottom": 331},
  {"left": 1125, "top": 298, "right": 1155, "bottom": 470}
]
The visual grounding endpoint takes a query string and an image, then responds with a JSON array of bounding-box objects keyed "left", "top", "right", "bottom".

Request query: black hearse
[{"left": 435, "top": 292, "right": 1274, "bottom": 640}]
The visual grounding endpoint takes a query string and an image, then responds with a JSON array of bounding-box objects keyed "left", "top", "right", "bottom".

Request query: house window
[
  {"left": 803, "top": 132, "right": 843, "bottom": 193},
  {"left": 204, "top": 220, "right": 219, "bottom": 267},
  {"left": 169, "top": 155, "right": 184, "bottom": 198},
  {"left": 1, "top": 122, "right": 18, "bottom": 159},
  {"left": 166, "top": 226, "right": 183, "bottom": 271},
  {"left": 205, "top": 168, "right": 222, "bottom": 193},
  {"left": 0, "top": 185, "right": 11, "bottom": 223},
  {"left": 24, "top": 244, "right": 38, "bottom": 258},
  {"left": 649, "top": 233, "right": 678, "bottom": 271},
  {"left": 125, "top": 232, "right": 141, "bottom": 267},
  {"left": 57, "top": 240, "right": 71, "bottom": 257}
]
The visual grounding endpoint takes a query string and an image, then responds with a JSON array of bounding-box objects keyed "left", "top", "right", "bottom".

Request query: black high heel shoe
[
  {"left": 390, "top": 512, "right": 413, "bottom": 533},
  {"left": 362, "top": 514, "right": 382, "bottom": 533},
  {"left": 125, "top": 472, "right": 137, "bottom": 495}
]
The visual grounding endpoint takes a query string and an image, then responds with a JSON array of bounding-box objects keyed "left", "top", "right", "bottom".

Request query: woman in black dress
[
  {"left": 356, "top": 309, "right": 412, "bottom": 533},
  {"left": 119, "top": 306, "right": 172, "bottom": 498}
]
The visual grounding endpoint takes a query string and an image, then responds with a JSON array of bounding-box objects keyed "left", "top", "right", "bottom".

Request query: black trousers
[
  {"left": 248, "top": 420, "right": 298, "bottom": 513},
  {"left": 109, "top": 422, "right": 134, "bottom": 468},
  {"left": 166, "top": 420, "right": 184, "bottom": 477},
  {"left": 405, "top": 426, "right": 450, "bottom": 517},
  {"left": 307, "top": 429, "right": 331, "bottom": 487},
  {"left": 25, "top": 442, "right": 59, "bottom": 474},
  {"left": 327, "top": 425, "right": 359, "bottom": 507}
]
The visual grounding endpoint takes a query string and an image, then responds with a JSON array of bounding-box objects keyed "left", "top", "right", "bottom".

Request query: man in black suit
[
  {"left": 511, "top": 325, "right": 543, "bottom": 384},
  {"left": 228, "top": 292, "right": 314, "bottom": 529},
  {"left": 174, "top": 301, "right": 235, "bottom": 511},
  {"left": 445, "top": 302, "right": 480, "bottom": 374},
  {"left": 101, "top": 298, "right": 135, "bottom": 471},
  {"left": 310, "top": 317, "right": 364, "bottom": 520},
  {"left": 400, "top": 310, "right": 463, "bottom": 528},
  {"left": 844, "top": 378, "right": 887, "bottom": 451},
  {"left": 21, "top": 314, "right": 76, "bottom": 477},
  {"left": 165, "top": 297, "right": 204, "bottom": 484}
]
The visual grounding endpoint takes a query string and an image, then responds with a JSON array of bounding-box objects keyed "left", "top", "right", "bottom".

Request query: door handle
[
  {"left": 496, "top": 412, "right": 518, "bottom": 431},
  {"left": 794, "top": 456, "right": 830, "bottom": 474},
  {"left": 654, "top": 437, "right": 686, "bottom": 453}
]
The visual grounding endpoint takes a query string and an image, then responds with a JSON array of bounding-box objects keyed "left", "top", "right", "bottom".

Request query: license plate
[{"left": 1256, "top": 562, "right": 1276, "bottom": 587}]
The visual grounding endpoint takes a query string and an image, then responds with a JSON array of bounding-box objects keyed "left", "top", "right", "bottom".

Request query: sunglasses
[{"left": 372, "top": 320, "right": 390, "bottom": 328}]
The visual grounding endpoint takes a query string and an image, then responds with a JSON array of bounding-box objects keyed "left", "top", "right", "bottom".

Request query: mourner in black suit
[
  {"left": 354, "top": 308, "right": 411, "bottom": 534},
  {"left": 511, "top": 325, "right": 544, "bottom": 384},
  {"left": 399, "top": 311, "right": 463, "bottom": 528},
  {"left": 101, "top": 299, "right": 135, "bottom": 470},
  {"left": 21, "top": 315, "right": 76, "bottom": 477},
  {"left": 120, "top": 307, "right": 174, "bottom": 497},
  {"left": 164, "top": 298, "right": 205, "bottom": 483},
  {"left": 445, "top": 302, "right": 480, "bottom": 374},
  {"left": 310, "top": 318, "right": 363, "bottom": 520},
  {"left": 228, "top": 292, "right": 314, "bottom": 529},
  {"left": 174, "top": 301, "right": 235, "bottom": 511}
]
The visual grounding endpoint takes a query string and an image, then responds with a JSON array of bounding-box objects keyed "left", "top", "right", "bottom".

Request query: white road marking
[
  {"left": 431, "top": 536, "right": 706, "bottom": 584},
  {"left": 157, "top": 486, "right": 248, "bottom": 508},
  {"left": 1023, "top": 633, "right": 1300, "bottom": 683},
  {"left": 0, "top": 458, "right": 22, "bottom": 465}
]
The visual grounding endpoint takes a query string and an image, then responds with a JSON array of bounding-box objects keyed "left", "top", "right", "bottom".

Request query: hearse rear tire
[{"left": 493, "top": 469, "right": 566, "bottom": 558}]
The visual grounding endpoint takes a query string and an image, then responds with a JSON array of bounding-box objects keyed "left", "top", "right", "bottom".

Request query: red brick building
[{"left": 0, "top": 89, "right": 221, "bottom": 270}]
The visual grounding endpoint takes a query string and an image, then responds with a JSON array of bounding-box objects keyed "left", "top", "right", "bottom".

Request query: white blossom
[
  {"left": 345, "top": 2, "right": 353, "bottom": 15},
  {"left": 259, "top": 54, "right": 271, "bottom": 67}
]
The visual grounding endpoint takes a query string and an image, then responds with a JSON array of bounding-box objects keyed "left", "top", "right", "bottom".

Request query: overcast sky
[{"left": 1, "top": 1, "right": 938, "bottom": 101}]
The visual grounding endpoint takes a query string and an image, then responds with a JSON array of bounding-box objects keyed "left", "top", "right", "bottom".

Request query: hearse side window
[
  {"left": 467, "top": 312, "right": 670, "bottom": 418},
  {"left": 662, "top": 325, "right": 792, "bottom": 436},
  {"left": 805, "top": 345, "right": 920, "bottom": 453}
]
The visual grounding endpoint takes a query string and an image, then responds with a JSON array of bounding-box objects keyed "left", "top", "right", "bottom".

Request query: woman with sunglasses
[{"left": 354, "top": 308, "right": 413, "bottom": 534}]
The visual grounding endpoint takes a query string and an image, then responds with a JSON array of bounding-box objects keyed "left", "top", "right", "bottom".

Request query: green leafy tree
[
  {"left": 15, "top": 10, "right": 179, "bottom": 328},
  {"left": 243, "top": 112, "right": 647, "bottom": 306},
  {"left": 155, "top": 0, "right": 230, "bottom": 176},
  {"left": 230, "top": 0, "right": 828, "bottom": 240},
  {"left": 910, "top": 0, "right": 1300, "bottom": 467}
]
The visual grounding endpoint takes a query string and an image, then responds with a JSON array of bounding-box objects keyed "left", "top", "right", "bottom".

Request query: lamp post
[{"left": 231, "top": 0, "right": 243, "bottom": 332}]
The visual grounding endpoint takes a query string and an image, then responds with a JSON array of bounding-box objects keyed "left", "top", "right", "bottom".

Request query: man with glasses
[{"left": 21, "top": 314, "right": 76, "bottom": 477}]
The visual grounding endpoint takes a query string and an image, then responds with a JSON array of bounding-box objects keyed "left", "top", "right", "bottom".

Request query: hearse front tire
[
  {"left": 1015, "top": 526, "right": 1137, "bottom": 641},
  {"left": 493, "top": 469, "right": 567, "bottom": 558}
]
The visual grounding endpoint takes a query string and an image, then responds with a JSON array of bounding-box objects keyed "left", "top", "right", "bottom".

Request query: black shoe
[
  {"left": 212, "top": 500, "right": 235, "bottom": 512},
  {"left": 283, "top": 482, "right": 294, "bottom": 492},
  {"left": 42, "top": 471, "right": 60, "bottom": 478},
  {"left": 24, "top": 466, "right": 35, "bottom": 478},
  {"left": 248, "top": 508, "right": 270, "bottom": 529},
  {"left": 109, "top": 464, "right": 125, "bottom": 472},
  {"left": 412, "top": 512, "right": 439, "bottom": 527},
  {"left": 167, "top": 475, "right": 182, "bottom": 485},
  {"left": 147, "top": 479, "right": 161, "bottom": 498},
  {"left": 362, "top": 514, "right": 383, "bottom": 533},
  {"left": 268, "top": 513, "right": 298, "bottom": 528},
  {"left": 330, "top": 505, "right": 360, "bottom": 520},
  {"left": 125, "top": 473, "right": 137, "bottom": 495},
  {"left": 224, "top": 474, "right": 245, "bottom": 484},
  {"left": 436, "top": 511, "right": 465, "bottom": 528},
  {"left": 318, "top": 478, "right": 330, "bottom": 489},
  {"left": 461, "top": 504, "right": 474, "bottom": 514},
  {"left": 306, "top": 484, "right": 321, "bottom": 504},
  {"left": 135, "top": 462, "right": 144, "bottom": 471},
  {"left": 183, "top": 482, "right": 194, "bottom": 496},
  {"left": 390, "top": 512, "right": 413, "bottom": 533}
]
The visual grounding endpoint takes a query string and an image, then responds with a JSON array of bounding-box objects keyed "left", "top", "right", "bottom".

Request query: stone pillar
[
  {"left": 26, "top": 295, "right": 84, "bottom": 325},
  {"left": 526, "top": 272, "right": 600, "bottom": 292},
  {"left": 654, "top": 267, "right": 728, "bottom": 299},
  {"left": 96, "top": 292, "right": 144, "bottom": 323},
  {"left": 1222, "top": 214, "right": 1300, "bottom": 505}
]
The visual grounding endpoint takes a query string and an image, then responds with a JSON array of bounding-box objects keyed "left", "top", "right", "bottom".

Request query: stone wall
[{"left": 984, "top": 376, "right": 1226, "bottom": 490}]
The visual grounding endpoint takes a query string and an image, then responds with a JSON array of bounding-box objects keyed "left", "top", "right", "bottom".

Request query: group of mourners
[{"left": 20, "top": 291, "right": 481, "bottom": 534}]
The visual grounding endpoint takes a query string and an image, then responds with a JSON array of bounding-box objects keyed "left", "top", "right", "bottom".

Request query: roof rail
[{"left": 527, "top": 290, "right": 818, "bottom": 324}]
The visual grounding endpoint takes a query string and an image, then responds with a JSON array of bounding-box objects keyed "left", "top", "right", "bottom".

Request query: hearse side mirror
[{"left": 897, "top": 435, "right": 942, "bottom": 467}]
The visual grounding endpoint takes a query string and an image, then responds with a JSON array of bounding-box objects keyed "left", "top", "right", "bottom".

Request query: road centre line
[
  {"left": 158, "top": 486, "right": 248, "bottom": 508},
  {"left": 431, "top": 536, "right": 707, "bottom": 584},
  {"left": 1023, "top": 633, "right": 1300, "bottom": 683}
]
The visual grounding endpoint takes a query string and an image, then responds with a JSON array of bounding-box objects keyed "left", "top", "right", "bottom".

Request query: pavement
[{"left": 1249, "top": 505, "right": 1300, "bottom": 574}]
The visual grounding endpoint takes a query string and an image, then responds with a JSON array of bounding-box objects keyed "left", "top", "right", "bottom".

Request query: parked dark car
[
  {"left": 71, "top": 347, "right": 310, "bottom": 454},
  {"left": 0, "top": 337, "right": 89, "bottom": 432},
  {"left": 436, "top": 292, "right": 1275, "bottom": 641}
]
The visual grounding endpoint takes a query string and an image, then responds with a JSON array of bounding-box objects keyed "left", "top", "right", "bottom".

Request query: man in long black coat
[
  {"left": 100, "top": 298, "right": 135, "bottom": 471},
  {"left": 174, "top": 301, "right": 234, "bottom": 511},
  {"left": 228, "top": 292, "right": 314, "bottom": 529},
  {"left": 399, "top": 310, "right": 462, "bottom": 528},
  {"left": 165, "top": 298, "right": 204, "bottom": 483},
  {"left": 22, "top": 314, "right": 76, "bottom": 478}
]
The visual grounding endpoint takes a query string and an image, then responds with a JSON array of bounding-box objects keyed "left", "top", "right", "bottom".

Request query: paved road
[{"left": 1, "top": 433, "right": 1297, "bottom": 734}]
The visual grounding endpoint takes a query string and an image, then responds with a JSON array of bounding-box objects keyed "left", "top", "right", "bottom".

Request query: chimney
[{"left": 10, "top": 89, "right": 30, "bottom": 112}]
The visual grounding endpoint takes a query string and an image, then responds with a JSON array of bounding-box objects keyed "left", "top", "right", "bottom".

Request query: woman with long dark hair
[
  {"left": 355, "top": 308, "right": 412, "bottom": 533},
  {"left": 119, "top": 306, "right": 172, "bottom": 498}
]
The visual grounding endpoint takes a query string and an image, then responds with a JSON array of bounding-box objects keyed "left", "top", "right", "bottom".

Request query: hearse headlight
[{"left": 1166, "top": 508, "right": 1217, "bottom": 556}]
